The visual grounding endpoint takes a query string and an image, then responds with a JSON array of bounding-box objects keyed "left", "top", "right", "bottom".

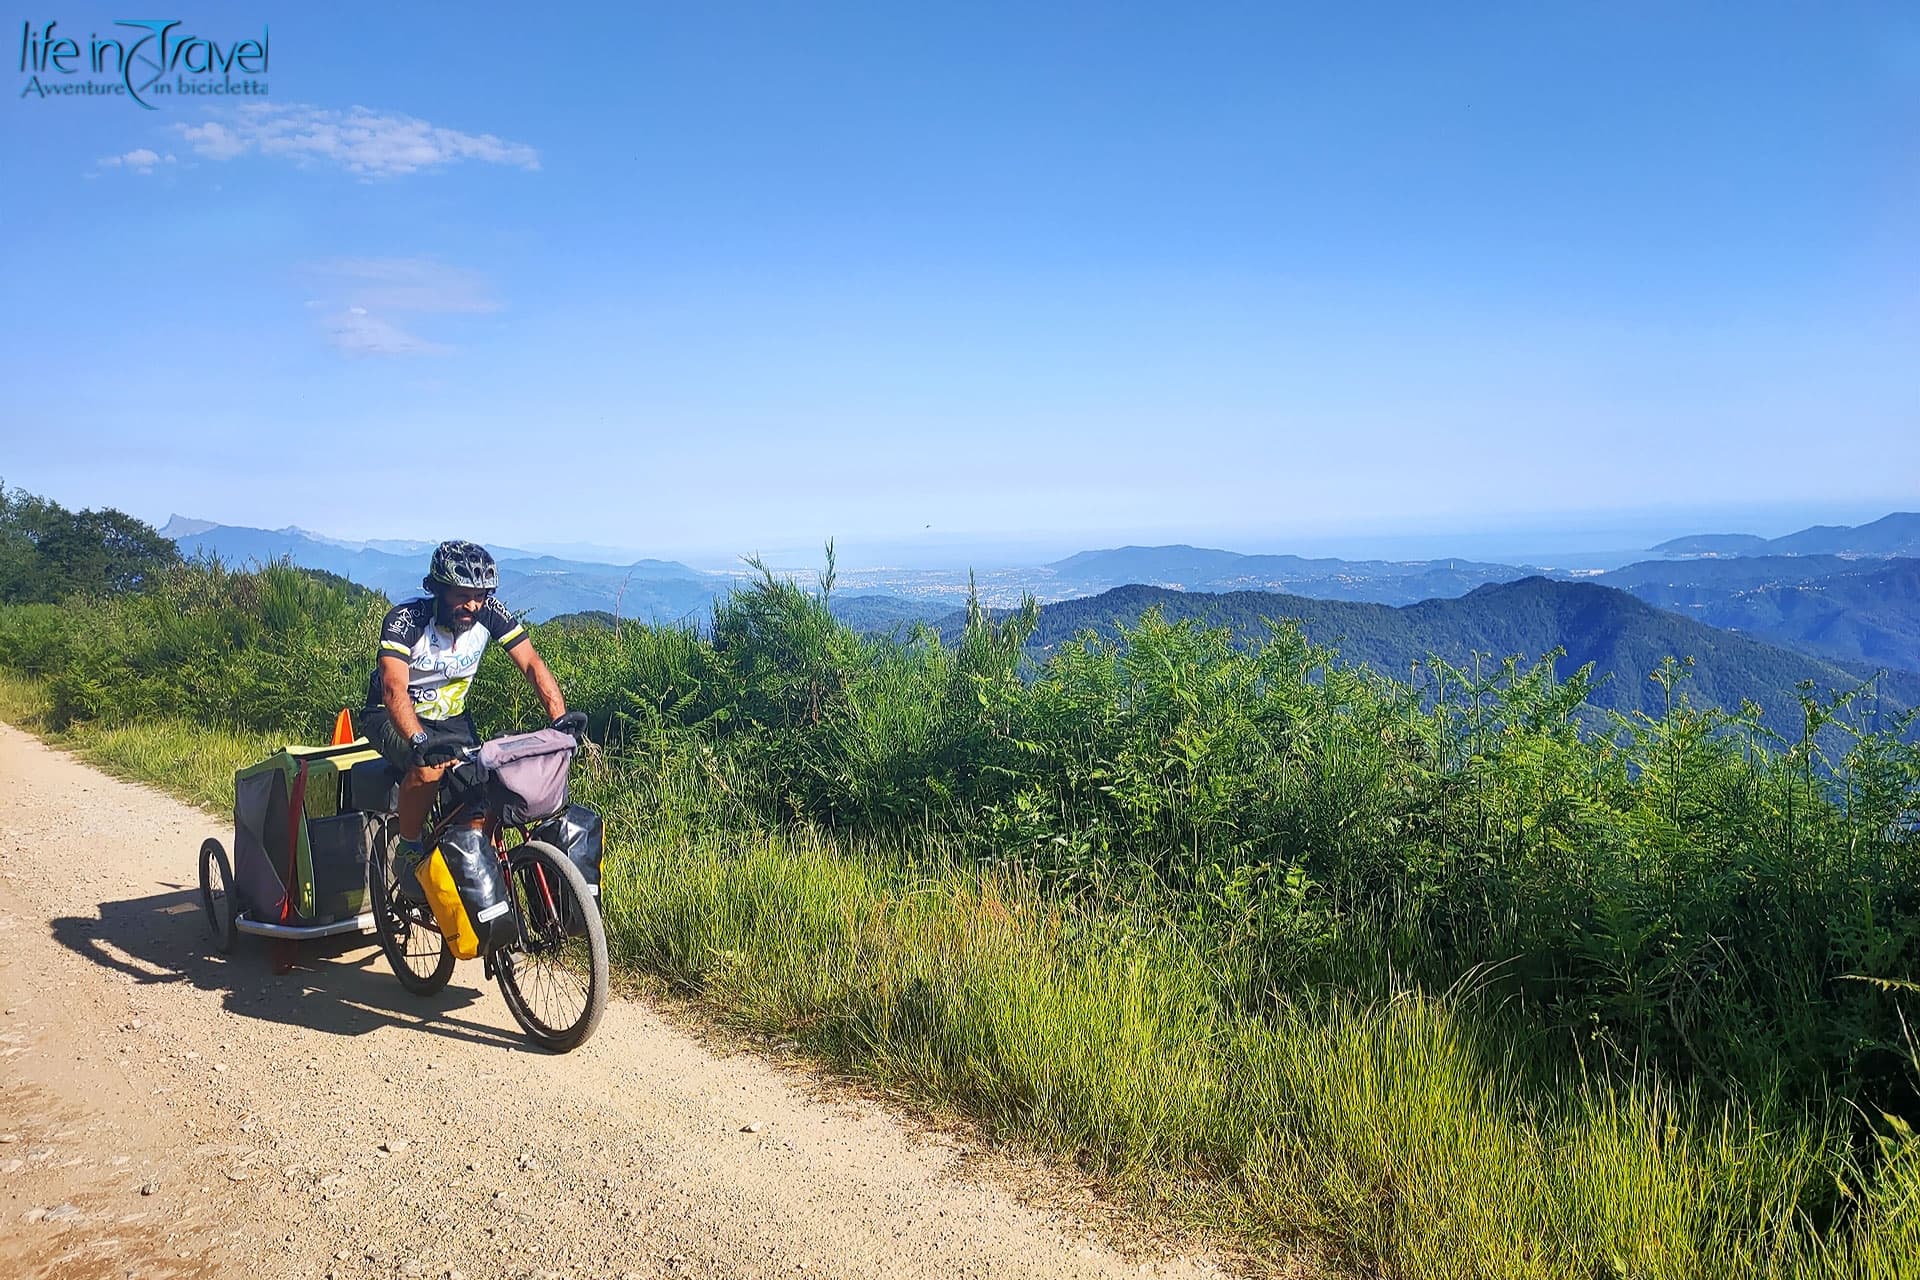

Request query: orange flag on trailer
[{"left": 331, "top": 708, "right": 354, "bottom": 745}]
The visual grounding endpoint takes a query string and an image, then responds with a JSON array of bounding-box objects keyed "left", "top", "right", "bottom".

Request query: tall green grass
[
  {"left": 4, "top": 560, "right": 1919, "bottom": 1276},
  {"left": 599, "top": 809, "right": 1920, "bottom": 1278},
  {"left": 0, "top": 669, "right": 287, "bottom": 812}
]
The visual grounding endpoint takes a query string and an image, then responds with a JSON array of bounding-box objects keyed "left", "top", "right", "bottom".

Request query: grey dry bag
[{"left": 477, "top": 728, "right": 576, "bottom": 825}]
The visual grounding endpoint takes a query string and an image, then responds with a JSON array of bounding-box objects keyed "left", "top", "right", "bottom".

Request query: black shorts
[{"left": 356, "top": 708, "right": 478, "bottom": 774}]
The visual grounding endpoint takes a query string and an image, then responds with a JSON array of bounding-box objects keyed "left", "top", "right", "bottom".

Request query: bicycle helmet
[{"left": 424, "top": 539, "right": 499, "bottom": 592}]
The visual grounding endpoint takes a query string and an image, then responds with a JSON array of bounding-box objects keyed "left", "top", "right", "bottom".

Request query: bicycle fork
[{"left": 481, "top": 843, "right": 564, "bottom": 981}]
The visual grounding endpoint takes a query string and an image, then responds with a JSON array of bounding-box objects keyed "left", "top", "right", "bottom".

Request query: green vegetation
[
  {"left": 985, "top": 579, "right": 1920, "bottom": 741},
  {"left": 4, "top": 542, "right": 1920, "bottom": 1277},
  {"left": 0, "top": 671, "right": 281, "bottom": 813},
  {"left": 0, "top": 481, "right": 180, "bottom": 603}
]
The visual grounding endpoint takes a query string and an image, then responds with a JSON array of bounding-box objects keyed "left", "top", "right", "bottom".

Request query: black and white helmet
[{"left": 424, "top": 540, "right": 498, "bottom": 592}]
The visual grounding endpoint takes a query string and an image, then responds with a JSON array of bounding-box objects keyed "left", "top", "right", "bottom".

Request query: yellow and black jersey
[{"left": 365, "top": 596, "right": 527, "bottom": 721}]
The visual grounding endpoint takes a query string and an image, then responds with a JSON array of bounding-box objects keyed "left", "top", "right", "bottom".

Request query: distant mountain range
[
  {"left": 161, "top": 516, "right": 1920, "bottom": 715},
  {"left": 159, "top": 517, "right": 463, "bottom": 559},
  {"left": 1599, "top": 555, "right": 1920, "bottom": 675},
  {"left": 161, "top": 518, "right": 721, "bottom": 624},
  {"left": 1653, "top": 512, "right": 1920, "bottom": 558},
  {"left": 942, "top": 578, "right": 1918, "bottom": 740},
  {"left": 163, "top": 519, "right": 1601, "bottom": 619},
  {"left": 1040, "top": 544, "right": 1579, "bottom": 604}
]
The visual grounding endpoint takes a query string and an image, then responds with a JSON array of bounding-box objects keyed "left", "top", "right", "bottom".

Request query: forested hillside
[
  {"left": 1604, "top": 557, "right": 1920, "bottom": 675},
  {"left": 1, "top": 484, "right": 179, "bottom": 602},
  {"left": 954, "top": 577, "right": 1918, "bottom": 738}
]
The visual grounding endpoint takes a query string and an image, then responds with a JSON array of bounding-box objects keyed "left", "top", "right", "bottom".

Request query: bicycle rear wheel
[
  {"left": 495, "top": 839, "right": 608, "bottom": 1052},
  {"left": 368, "top": 839, "right": 455, "bottom": 995}
]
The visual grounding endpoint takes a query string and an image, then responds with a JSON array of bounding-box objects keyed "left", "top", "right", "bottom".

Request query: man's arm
[
  {"left": 379, "top": 656, "right": 428, "bottom": 741},
  {"left": 506, "top": 640, "right": 567, "bottom": 722}
]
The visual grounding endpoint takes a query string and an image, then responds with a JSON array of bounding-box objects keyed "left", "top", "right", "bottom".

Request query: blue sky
[{"left": 2, "top": 2, "right": 1915, "bottom": 565}]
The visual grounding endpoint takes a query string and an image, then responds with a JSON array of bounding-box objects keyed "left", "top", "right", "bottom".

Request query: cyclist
[{"left": 357, "top": 540, "right": 586, "bottom": 892}]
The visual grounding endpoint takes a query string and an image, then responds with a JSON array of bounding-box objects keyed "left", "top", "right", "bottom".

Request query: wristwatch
[{"left": 409, "top": 730, "right": 429, "bottom": 748}]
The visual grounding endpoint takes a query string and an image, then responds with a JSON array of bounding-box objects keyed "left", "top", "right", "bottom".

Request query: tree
[{"left": 0, "top": 482, "right": 180, "bottom": 603}]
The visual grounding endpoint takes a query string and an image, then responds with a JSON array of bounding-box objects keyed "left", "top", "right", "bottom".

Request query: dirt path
[{"left": 0, "top": 722, "right": 1221, "bottom": 1280}]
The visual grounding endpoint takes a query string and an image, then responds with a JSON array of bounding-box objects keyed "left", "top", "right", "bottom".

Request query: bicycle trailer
[{"left": 198, "top": 738, "right": 398, "bottom": 950}]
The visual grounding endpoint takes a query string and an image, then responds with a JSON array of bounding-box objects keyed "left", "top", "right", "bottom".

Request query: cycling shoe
[{"left": 391, "top": 846, "right": 431, "bottom": 904}]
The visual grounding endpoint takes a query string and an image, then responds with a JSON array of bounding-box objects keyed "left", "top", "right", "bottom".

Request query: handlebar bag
[
  {"left": 414, "top": 826, "right": 515, "bottom": 960},
  {"left": 476, "top": 729, "right": 576, "bottom": 825},
  {"left": 528, "top": 804, "right": 603, "bottom": 936}
]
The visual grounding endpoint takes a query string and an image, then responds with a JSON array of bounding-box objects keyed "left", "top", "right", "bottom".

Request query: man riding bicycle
[{"left": 357, "top": 540, "right": 585, "bottom": 892}]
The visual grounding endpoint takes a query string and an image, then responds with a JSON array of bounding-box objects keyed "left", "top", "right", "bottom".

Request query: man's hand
[
  {"left": 412, "top": 727, "right": 467, "bottom": 769},
  {"left": 551, "top": 710, "right": 588, "bottom": 742}
]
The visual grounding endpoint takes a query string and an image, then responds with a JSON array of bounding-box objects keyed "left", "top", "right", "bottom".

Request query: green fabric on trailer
[{"left": 233, "top": 739, "right": 384, "bottom": 922}]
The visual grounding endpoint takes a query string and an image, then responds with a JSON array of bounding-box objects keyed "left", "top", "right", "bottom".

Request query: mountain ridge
[
  {"left": 1601, "top": 556, "right": 1920, "bottom": 675},
  {"left": 166, "top": 523, "right": 718, "bottom": 624},
  {"left": 162, "top": 517, "right": 1920, "bottom": 679},
  {"left": 941, "top": 577, "right": 1918, "bottom": 740},
  {"left": 1653, "top": 512, "right": 1920, "bottom": 558},
  {"left": 1042, "top": 543, "right": 1576, "bottom": 604}
]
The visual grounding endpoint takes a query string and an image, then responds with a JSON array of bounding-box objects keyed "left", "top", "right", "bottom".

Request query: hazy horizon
[{"left": 101, "top": 493, "right": 1913, "bottom": 574}]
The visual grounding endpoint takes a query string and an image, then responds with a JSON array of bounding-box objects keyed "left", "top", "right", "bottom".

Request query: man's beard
[{"left": 434, "top": 596, "right": 479, "bottom": 632}]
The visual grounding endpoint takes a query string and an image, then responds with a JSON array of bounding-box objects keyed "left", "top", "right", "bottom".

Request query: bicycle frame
[{"left": 415, "top": 766, "right": 572, "bottom": 971}]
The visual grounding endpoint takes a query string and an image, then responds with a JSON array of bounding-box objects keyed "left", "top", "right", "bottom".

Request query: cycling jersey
[{"left": 366, "top": 596, "right": 528, "bottom": 720}]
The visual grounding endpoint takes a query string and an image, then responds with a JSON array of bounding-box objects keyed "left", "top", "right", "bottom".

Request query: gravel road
[{"left": 0, "top": 721, "right": 1222, "bottom": 1280}]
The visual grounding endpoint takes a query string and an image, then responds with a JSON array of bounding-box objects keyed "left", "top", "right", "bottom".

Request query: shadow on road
[{"left": 50, "top": 885, "right": 531, "bottom": 1051}]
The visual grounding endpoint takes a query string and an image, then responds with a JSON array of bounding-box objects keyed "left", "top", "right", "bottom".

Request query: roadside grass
[
  {"left": 6, "top": 669, "right": 1918, "bottom": 1277},
  {"left": 0, "top": 670, "right": 285, "bottom": 812},
  {"left": 601, "top": 817, "right": 1920, "bottom": 1279}
]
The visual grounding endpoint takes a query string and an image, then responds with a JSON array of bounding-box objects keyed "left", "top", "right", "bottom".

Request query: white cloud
[
  {"left": 311, "top": 258, "right": 500, "bottom": 315},
  {"left": 305, "top": 257, "right": 498, "bottom": 357},
  {"left": 177, "top": 120, "right": 244, "bottom": 160},
  {"left": 97, "top": 148, "right": 175, "bottom": 174},
  {"left": 323, "top": 307, "right": 449, "bottom": 357},
  {"left": 174, "top": 103, "right": 539, "bottom": 178}
]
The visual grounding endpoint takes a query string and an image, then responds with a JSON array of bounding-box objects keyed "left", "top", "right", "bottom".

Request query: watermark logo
[{"left": 19, "top": 19, "right": 269, "bottom": 108}]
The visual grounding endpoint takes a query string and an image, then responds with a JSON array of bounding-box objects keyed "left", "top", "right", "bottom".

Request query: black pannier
[
  {"left": 305, "top": 811, "right": 382, "bottom": 920},
  {"left": 417, "top": 825, "right": 517, "bottom": 959},
  {"left": 529, "top": 805, "right": 603, "bottom": 936},
  {"left": 343, "top": 756, "right": 400, "bottom": 814}
]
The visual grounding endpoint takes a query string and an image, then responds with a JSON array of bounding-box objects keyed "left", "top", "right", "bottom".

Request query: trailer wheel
[{"left": 198, "top": 838, "right": 237, "bottom": 954}]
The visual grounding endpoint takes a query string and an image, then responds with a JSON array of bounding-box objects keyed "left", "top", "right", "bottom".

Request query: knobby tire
[{"left": 494, "top": 839, "right": 608, "bottom": 1053}]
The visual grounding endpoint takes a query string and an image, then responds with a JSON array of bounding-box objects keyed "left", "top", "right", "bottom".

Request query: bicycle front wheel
[{"left": 496, "top": 839, "right": 608, "bottom": 1052}]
